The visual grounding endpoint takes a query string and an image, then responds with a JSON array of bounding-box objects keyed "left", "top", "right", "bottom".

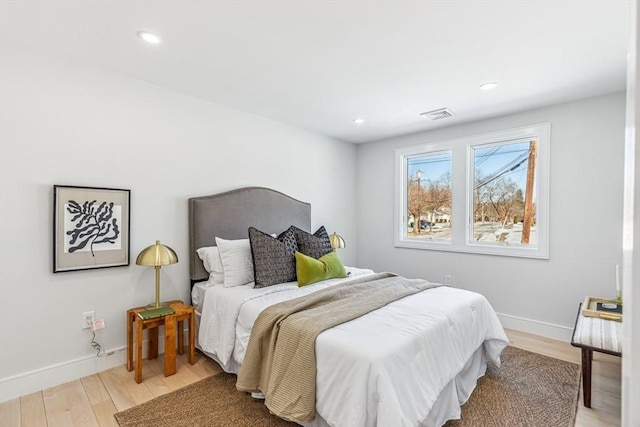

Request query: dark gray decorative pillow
[
  {"left": 249, "top": 227, "right": 298, "bottom": 288},
  {"left": 291, "top": 225, "right": 333, "bottom": 259}
]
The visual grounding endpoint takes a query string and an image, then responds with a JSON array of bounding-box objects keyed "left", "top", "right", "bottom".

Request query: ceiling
[{"left": 0, "top": 1, "right": 631, "bottom": 143}]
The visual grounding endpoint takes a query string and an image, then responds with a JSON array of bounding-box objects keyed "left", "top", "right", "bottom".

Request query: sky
[
  {"left": 407, "top": 151, "right": 451, "bottom": 184},
  {"left": 407, "top": 139, "right": 531, "bottom": 191},
  {"left": 473, "top": 140, "right": 530, "bottom": 191}
]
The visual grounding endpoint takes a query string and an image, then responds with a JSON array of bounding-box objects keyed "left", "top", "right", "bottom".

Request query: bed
[{"left": 189, "top": 187, "right": 509, "bottom": 427}]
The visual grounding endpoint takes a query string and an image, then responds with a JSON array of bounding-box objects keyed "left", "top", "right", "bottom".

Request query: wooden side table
[
  {"left": 127, "top": 300, "right": 196, "bottom": 383},
  {"left": 570, "top": 303, "right": 622, "bottom": 408}
]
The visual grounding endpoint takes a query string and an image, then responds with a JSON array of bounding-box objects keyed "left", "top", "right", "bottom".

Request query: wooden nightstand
[
  {"left": 126, "top": 300, "right": 196, "bottom": 383},
  {"left": 570, "top": 303, "right": 622, "bottom": 408}
]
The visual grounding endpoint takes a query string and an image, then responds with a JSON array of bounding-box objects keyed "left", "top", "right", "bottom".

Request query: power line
[
  {"left": 474, "top": 151, "right": 529, "bottom": 190},
  {"left": 475, "top": 146, "right": 502, "bottom": 167},
  {"left": 408, "top": 147, "right": 528, "bottom": 168},
  {"left": 475, "top": 147, "right": 528, "bottom": 158},
  {"left": 408, "top": 158, "right": 451, "bottom": 166}
]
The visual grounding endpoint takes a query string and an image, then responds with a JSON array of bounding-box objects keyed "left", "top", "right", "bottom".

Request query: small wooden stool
[
  {"left": 570, "top": 303, "right": 622, "bottom": 408},
  {"left": 126, "top": 300, "right": 196, "bottom": 383}
]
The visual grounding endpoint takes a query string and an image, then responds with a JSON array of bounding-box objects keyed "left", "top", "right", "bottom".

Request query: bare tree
[
  {"left": 512, "top": 189, "right": 525, "bottom": 224},
  {"left": 407, "top": 173, "right": 428, "bottom": 233},
  {"left": 474, "top": 172, "right": 494, "bottom": 222},
  {"left": 408, "top": 170, "right": 452, "bottom": 234},
  {"left": 485, "top": 178, "right": 521, "bottom": 229},
  {"left": 423, "top": 173, "right": 451, "bottom": 230}
]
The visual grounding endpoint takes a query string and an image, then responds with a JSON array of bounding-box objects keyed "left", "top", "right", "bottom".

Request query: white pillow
[
  {"left": 196, "top": 246, "right": 225, "bottom": 285},
  {"left": 215, "top": 237, "right": 254, "bottom": 287},
  {"left": 196, "top": 246, "right": 223, "bottom": 273},
  {"left": 209, "top": 271, "right": 224, "bottom": 285}
]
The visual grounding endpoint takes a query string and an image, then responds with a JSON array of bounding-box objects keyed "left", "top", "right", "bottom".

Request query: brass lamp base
[
  {"left": 145, "top": 265, "right": 167, "bottom": 310},
  {"left": 146, "top": 302, "right": 170, "bottom": 309}
]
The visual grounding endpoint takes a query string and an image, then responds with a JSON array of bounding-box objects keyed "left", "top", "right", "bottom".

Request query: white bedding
[
  {"left": 191, "top": 281, "right": 208, "bottom": 312},
  {"left": 196, "top": 268, "right": 508, "bottom": 427}
]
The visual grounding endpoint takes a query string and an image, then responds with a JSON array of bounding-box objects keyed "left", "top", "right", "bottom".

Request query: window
[
  {"left": 405, "top": 151, "right": 452, "bottom": 241},
  {"left": 395, "top": 123, "right": 550, "bottom": 259}
]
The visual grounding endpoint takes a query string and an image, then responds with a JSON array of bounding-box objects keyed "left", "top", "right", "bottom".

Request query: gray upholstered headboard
[{"left": 188, "top": 187, "right": 311, "bottom": 284}]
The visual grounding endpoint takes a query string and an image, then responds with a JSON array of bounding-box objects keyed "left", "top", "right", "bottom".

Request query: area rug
[
  {"left": 444, "top": 346, "right": 580, "bottom": 427},
  {"left": 115, "top": 346, "right": 580, "bottom": 427}
]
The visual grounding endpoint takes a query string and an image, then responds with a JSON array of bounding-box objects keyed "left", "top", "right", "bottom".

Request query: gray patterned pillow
[
  {"left": 249, "top": 227, "right": 298, "bottom": 288},
  {"left": 291, "top": 225, "right": 333, "bottom": 259}
]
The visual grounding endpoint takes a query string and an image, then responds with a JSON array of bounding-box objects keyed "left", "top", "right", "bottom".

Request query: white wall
[
  {"left": 0, "top": 46, "right": 357, "bottom": 401},
  {"left": 356, "top": 93, "right": 626, "bottom": 337},
  {"left": 621, "top": 2, "right": 639, "bottom": 425}
]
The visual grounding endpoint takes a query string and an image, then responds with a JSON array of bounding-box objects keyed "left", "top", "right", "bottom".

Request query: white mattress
[{"left": 197, "top": 268, "right": 508, "bottom": 427}]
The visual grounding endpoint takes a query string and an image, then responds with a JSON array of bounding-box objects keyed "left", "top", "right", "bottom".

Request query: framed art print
[{"left": 53, "top": 185, "right": 131, "bottom": 272}]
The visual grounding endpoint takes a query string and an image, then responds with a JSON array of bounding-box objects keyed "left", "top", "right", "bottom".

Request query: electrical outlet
[
  {"left": 82, "top": 311, "right": 95, "bottom": 329},
  {"left": 444, "top": 275, "right": 452, "bottom": 285}
]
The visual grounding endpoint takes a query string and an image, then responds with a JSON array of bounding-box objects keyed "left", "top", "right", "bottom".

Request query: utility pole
[{"left": 521, "top": 141, "right": 537, "bottom": 244}]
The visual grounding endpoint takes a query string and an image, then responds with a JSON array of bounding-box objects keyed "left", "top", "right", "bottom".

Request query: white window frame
[
  {"left": 394, "top": 123, "right": 550, "bottom": 259},
  {"left": 395, "top": 142, "right": 455, "bottom": 250}
]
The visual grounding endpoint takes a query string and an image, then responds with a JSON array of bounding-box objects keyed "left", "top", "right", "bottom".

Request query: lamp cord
[{"left": 90, "top": 330, "right": 115, "bottom": 357}]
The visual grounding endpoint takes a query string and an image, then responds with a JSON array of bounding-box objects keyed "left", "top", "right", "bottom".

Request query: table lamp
[
  {"left": 329, "top": 232, "right": 346, "bottom": 250},
  {"left": 136, "top": 240, "right": 178, "bottom": 309}
]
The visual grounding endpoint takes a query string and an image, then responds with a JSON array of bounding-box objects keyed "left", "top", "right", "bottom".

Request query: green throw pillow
[{"left": 295, "top": 250, "right": 347, "bottom": 286}]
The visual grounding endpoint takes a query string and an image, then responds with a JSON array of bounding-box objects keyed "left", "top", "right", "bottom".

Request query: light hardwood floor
[{"left": 0, "top": 329, "right": 621, "bottom": 427}]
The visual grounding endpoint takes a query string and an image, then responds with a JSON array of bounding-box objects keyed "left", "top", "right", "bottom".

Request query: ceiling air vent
[{"left": 420, "top": 108, "right": 454, "bottom": 121}]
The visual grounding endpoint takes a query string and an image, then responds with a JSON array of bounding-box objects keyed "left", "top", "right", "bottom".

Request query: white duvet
[{"left": 197, "top": 267, "right": 508, "bottom": 427}]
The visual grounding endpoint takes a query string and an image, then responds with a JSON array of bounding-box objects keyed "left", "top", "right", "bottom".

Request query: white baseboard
[
  {"left": 0, "top": 335, "right": 172, "bottom": 403},
  {"left": 497, "top": 312, "right": 573, "bottom": 342}
]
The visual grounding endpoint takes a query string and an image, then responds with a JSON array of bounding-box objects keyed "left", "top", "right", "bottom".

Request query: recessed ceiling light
[
  {"left": 479, "top": 82, "right": 498, "bottom": 91},
  {"left": 353, "top": 118, "right": 365, "bottom": 125},
  {"left": 137, "top": 31, "right": 161, "bottom": 44}
]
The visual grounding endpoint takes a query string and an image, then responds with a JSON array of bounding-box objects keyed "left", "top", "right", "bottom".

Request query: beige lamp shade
[
  {"left": 136, "top": 241, "right": 178, "bottom": 308},
  {"left": 329, "top": 232, "right": 346, "bottom": 249}
]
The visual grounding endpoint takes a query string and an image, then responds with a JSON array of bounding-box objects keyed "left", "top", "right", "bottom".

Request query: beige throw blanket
[{"left": 236, "top": 272, "right": 443, "bottom": 423}]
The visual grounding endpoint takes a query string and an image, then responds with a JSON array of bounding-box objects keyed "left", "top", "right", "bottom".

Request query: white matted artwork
[{"left": 53, "top": 185, "right": 130, "bottom": 272}]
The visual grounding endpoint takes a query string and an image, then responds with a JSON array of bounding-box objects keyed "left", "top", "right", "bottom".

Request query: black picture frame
[{"left": 53, "top": 185, "right": 131, "bottom": 273}]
